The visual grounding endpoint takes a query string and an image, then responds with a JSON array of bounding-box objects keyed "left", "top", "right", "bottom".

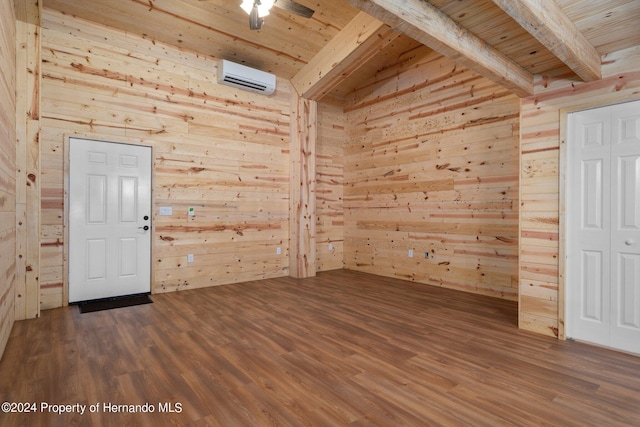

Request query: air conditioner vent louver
[
  {"left": 217, "top": 59, "right": 276, "bottom": 95},
  {"left": 222, "top": 75, "right": 268, "bottom": 92}
]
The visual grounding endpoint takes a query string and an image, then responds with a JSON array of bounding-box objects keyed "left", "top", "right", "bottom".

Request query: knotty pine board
[
  {"left": 289, "top": 95, "right": 317, "bottom": 278},
  {"left": 0, "top": 0, "right": 16, "bottom": 358},
  {"left": 343, "top": 49, "right": 520, "bottom": 301},
  {"left": 14, "top": 0, "right": 41, "bottom": 320},
  {"left": 39, "top": 9, "right": 292, "bottom": 304},
  {"left": 519, "top": 45, "right": 640, "bottom": 338}
]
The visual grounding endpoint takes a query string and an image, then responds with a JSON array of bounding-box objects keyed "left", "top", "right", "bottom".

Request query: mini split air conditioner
[{"left": 217, "top": 59, "right": 276, "bottom": 95}]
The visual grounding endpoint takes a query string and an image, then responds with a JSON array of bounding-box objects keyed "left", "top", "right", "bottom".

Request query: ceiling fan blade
[{"left": 274, "top": 0, "right": 314, "bottom": 19}]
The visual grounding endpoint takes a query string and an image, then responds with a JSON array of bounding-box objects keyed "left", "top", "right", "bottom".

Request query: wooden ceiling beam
[
  {"left": 291, "top": 11, "right": 400, "bottom": 100},
  {"left": 491, "top": 0, "right": 601, "bottom": 81},
  {"left": 347, "top": 0, "right": 534, "bottom": 97}
]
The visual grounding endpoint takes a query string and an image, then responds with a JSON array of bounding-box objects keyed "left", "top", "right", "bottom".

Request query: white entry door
[
  {"left": 567, "top": 100, "right": 640, "bottom": 355},
  {"left": 69, "top": 138, "right": 152, "bottom": 303}
]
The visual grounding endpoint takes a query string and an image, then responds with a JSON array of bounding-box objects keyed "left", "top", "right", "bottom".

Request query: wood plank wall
[
  {"left": 343, "top": 48, "right": 520, "bottom": 300},
  {"left": 0, "top": 0, "right": 16, "bottom": 357},
  {"left": 39, "top": 9, "right": 292, "bottom": 307},
  {"left": 316, "top": 99, "right": 345, "bottom": 271},
  {"left": 519, "top": 45, "right": 640, "bottom": 338}
]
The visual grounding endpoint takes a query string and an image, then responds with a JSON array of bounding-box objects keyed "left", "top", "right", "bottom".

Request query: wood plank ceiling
[{"left": 41, "top": 0, "right": 640, "bottom": 99}]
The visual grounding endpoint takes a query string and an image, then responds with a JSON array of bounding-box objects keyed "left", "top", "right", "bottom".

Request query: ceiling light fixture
[
  {"left": 240, "top": 0, "right": 274, "bottom": 30},
  {"left": 240, "top": 0, "right": 315, "bottom": 31}
]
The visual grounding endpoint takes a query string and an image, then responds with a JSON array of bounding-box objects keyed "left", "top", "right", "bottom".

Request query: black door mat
[{"left": 77, "top": 294, "right": 153, "bottom": 313}]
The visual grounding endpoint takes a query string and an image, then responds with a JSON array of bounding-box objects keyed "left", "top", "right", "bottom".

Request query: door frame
[
  {"left": 63, "top": 133, "right": 155, "bottom": 306},
  {"left": 559, "top": 97, "right": 640, "bottom": 341}
]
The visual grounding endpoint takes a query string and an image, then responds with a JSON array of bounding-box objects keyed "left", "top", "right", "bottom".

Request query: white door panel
[
  {"left": 580, "top": 250, "right": 604, "bottom": 321},
  {"left": 568, "top": 100, "right": 640, "bottom": 355},
  {"left": 69, "top": 138, "right": 151, "bottom": 303},
  {"left": 87, "top": 239, "right": 107, "bottom": 280},
  {"left": 570, "top": 108, "right": 611, "bottom": 343},
  {"left": 581, "top": 158, "right": 604, "bottom": 230}
]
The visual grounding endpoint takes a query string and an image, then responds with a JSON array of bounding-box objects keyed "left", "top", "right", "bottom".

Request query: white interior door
[
  {"left": 567, "top": 100, "right": 640, "bottom": 355},
  {"left": 610, "top": 102, "right": 640, "bottom": 352},
  {"left": 69, "top": 138, "right": 152, "bottom": 303}
]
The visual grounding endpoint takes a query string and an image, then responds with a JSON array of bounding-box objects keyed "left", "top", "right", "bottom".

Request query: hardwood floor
[{"left": 1, "top": 270, "right": 639, "bottom": 426}]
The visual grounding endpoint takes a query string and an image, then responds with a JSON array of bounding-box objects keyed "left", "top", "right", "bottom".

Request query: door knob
[
  {"left": 143, "top": 215, "right": 149, "bottom": 221},
  {"left": 625, "top": 240, "right": 634, "bottom": 246},
  {"left": 138, "top": 225, "right": 149, "bottom": 231}
]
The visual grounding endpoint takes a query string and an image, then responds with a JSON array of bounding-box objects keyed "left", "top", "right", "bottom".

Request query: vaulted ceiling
[{"left": 42, "top": 0, "right": 640, "bottom": 99}]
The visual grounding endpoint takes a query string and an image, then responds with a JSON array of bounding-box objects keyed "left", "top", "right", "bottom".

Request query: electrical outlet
[
  {"left": 187, "top": 254, "right": 194, "bottom": 263},
  {"left": 276, "top": 247, "right": 281, "bottom": 255},
  {"left": 408, "top": 249, "right": 414, "bottom": 258},
  {"left": 328, "top": 243, "right": 334, "bottom": 250}
]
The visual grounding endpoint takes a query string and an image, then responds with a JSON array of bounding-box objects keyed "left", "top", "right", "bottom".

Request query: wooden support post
[
  {"left": 289, "top": 93, "right": 317, "bottom": 278},
  {"left": 15, "top": 0, "right": 41, "bottom": 320}
]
